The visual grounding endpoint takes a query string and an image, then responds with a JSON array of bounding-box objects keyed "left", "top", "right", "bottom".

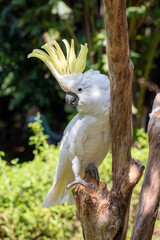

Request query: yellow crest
[{"left": 28, "top": 39, "right": 88, "bottom": 76}]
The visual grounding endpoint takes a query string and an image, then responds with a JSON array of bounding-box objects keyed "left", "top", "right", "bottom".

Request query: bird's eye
[{"left": 76, "top": 86, "right": 84, "bottom": 93}]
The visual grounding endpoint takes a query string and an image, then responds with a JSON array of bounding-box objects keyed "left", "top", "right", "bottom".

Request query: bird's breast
[{"left": 62, "top": 114, "right": 110, "bottom": 166}]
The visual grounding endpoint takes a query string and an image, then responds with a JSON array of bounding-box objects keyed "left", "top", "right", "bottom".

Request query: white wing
[{"left": 42, "top": 114, "right": 79, "bottom": 207}]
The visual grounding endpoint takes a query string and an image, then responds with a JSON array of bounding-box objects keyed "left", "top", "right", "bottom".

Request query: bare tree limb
[
  {"left": 103, "top": 0, "right": 135, "bottom": 238},
  {"left": 131, "top": 92, "right": 160, "bottom": 240},
  {"left": 103, "top": 0, "right": 133, "bottom": 187},
  {"left": 71, "top": 1, "right": 145, "bottom": 239}
]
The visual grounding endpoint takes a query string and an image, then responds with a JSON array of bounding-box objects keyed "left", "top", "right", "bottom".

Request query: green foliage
[
  {"left": 0, "top": 147, "right": 82, "bottom": 239},
  {"left": 0, "top": 0, "right": 87, "bottom": 113},
  {"left": 127, "top": 5, "right": 147, "bottom": 18},
  {"left": 28, "top": 113, "right": 56, "bottom": 162},
  {"left": 2, "top": 124, "right": 160, "bottom": 239},
  {"left": 0, "top": 0, "right": 73, "bottom": 135},
  {"left": 127, "top": 1, "right": 160, "bottom": 125},
  {"left": 133, "top": 128, "right": 148, "bottom": 148}
]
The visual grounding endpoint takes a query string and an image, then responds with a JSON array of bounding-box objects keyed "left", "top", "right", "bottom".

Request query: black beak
[{"left": 65, "top": 92, "right": 79, "bottom": 107}]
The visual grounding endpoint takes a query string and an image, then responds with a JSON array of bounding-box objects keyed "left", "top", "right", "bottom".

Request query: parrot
[{"left": 28, "top": 39, "right": 111, "bottom": 207}]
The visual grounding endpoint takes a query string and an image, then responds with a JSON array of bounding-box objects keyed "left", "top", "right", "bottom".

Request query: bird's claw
[
  {"left": 85, "top": 163, "right": 100, "bottom": 182},
  {"left": 87, "top": 183, "right": 97, "bottom": 192},
  {"left": 65, "top": 181, "right": 78, "bottom": 191},
  {"left": 65, "top": 178, "right": 97, "bottom": 192}
]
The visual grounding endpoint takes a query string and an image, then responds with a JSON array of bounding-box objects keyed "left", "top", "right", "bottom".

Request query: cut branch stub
[
  {"left": 116, "top": 158, "right": 145, "bottom": 199},
  {"left": 72, "top": 160, "right": 144, "bottom": 240}
]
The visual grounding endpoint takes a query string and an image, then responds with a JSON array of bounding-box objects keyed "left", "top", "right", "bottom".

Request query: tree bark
[
  {"left": 131, "top": 92, "right": 160, "bottom": 240},
  {"left": 72, "top": 159, "right": 144, "bottom": 240},
  {"left": 103, "top": 0, "right": 135, "bottom": 238},
  {"left": 72, "top": 1, "right": 145, "bottom": 239},
  {"left": 103, "top": 0, "right": 133, "bottom": 187}
]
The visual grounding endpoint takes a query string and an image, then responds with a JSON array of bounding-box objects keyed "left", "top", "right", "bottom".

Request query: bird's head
[
  {"left": 28, "top": 39, "right": 110, "bottom": 115},
  {"left": 64, "top": 70, "right": 110, "bottom": 115}
]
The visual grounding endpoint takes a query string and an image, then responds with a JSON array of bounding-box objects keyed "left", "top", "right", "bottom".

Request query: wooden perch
[
  {"left": 72, "top": 159, "right": 144, "bottom": 240},
  {"left": 131, "top": 93, "right": 160, "bottom": 240}
]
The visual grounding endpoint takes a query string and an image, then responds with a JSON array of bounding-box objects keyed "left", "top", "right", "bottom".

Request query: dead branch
[
  {"left": 103, "top": 0, "right": 133, "bottom": 187},
  {"left": 72, "top": 1, "right": 145, "bottom": 239},
  {"left": 131, "top": 93, "right": 160, "bottom": 240},
  {"left": 103, "top": 0, "right": 136, "bottom": 238}
]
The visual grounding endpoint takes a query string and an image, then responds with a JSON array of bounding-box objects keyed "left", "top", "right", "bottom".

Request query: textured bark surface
[
  {"left": 103, "top": 0, "right": 134, "bottom": 239},
  {"left": 131, "top": 93, "right": 160, "bottom": 240},
  {"left": 103, "top": 0, "right": 133, "bottom": 187},
  {"left": 72, "top": 160, "right": 144, "bottom": 240},
  {"left": 72, "top": 1, "right": 145, "bottom": 239}
]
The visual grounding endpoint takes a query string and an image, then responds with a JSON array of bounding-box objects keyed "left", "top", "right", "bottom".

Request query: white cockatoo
[{"left": 28, "top": 39, "right": 111, "bottom": 207}]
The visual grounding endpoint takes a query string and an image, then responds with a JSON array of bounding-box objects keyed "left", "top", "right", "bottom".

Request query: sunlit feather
[{"left": 28, "top": 39, "right": 88, "bottom": 76}]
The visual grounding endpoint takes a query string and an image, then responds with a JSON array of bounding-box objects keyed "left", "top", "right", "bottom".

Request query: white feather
[{"left": 43, "top": 70, "right": 111, "bottom": 207}]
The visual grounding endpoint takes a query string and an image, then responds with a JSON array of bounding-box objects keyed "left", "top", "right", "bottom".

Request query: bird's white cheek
[
  {"left": 79, "top": 100, "right": 86, "bottom": 106},
  {"left": 77, "top": 105, "right": 86, "bottom": 113},
  {"left": 79, "top": 95, "right": 88, "bottom": 105}
]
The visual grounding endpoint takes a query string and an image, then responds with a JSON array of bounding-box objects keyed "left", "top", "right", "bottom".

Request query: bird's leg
[
  {"left": 85, "top": 163, "right": 100, "bottom": 184},
  {"left": 65, "top": 157, "right": 97, "bottom": 191},
  {"left": 65, "top": 175, "right": 97, "bottom": 191}
]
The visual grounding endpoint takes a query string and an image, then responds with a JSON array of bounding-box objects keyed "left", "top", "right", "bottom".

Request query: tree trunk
[
  {"left": 72, "top": 0, "right": 145, "bottom": 239},
  {"left": 103, "top": 0, "right": 134, "bottom": 237},
  {"left": 131, "top": 92, "right": 160, "bottom": 240}
]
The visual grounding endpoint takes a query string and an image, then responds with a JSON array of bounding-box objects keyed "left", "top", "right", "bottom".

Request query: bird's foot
[
  {"left": 85, "top": 163, "right": 100, "bottom": 183},
  {"left": 65, "top": 176, "right": 97, "bottom": 191}
]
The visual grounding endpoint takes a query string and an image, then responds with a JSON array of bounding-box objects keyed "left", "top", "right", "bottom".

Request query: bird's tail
[{"left": 42, "top": 161, "right": 75, "bottom": 207}]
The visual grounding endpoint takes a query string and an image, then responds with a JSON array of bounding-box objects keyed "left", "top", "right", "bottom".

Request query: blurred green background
[
  {"left": 0, "top": 0, "right": 160, "bottom": 161},
  {"left": 0, "top": 0, "right": 160, "bottom": 239}
]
